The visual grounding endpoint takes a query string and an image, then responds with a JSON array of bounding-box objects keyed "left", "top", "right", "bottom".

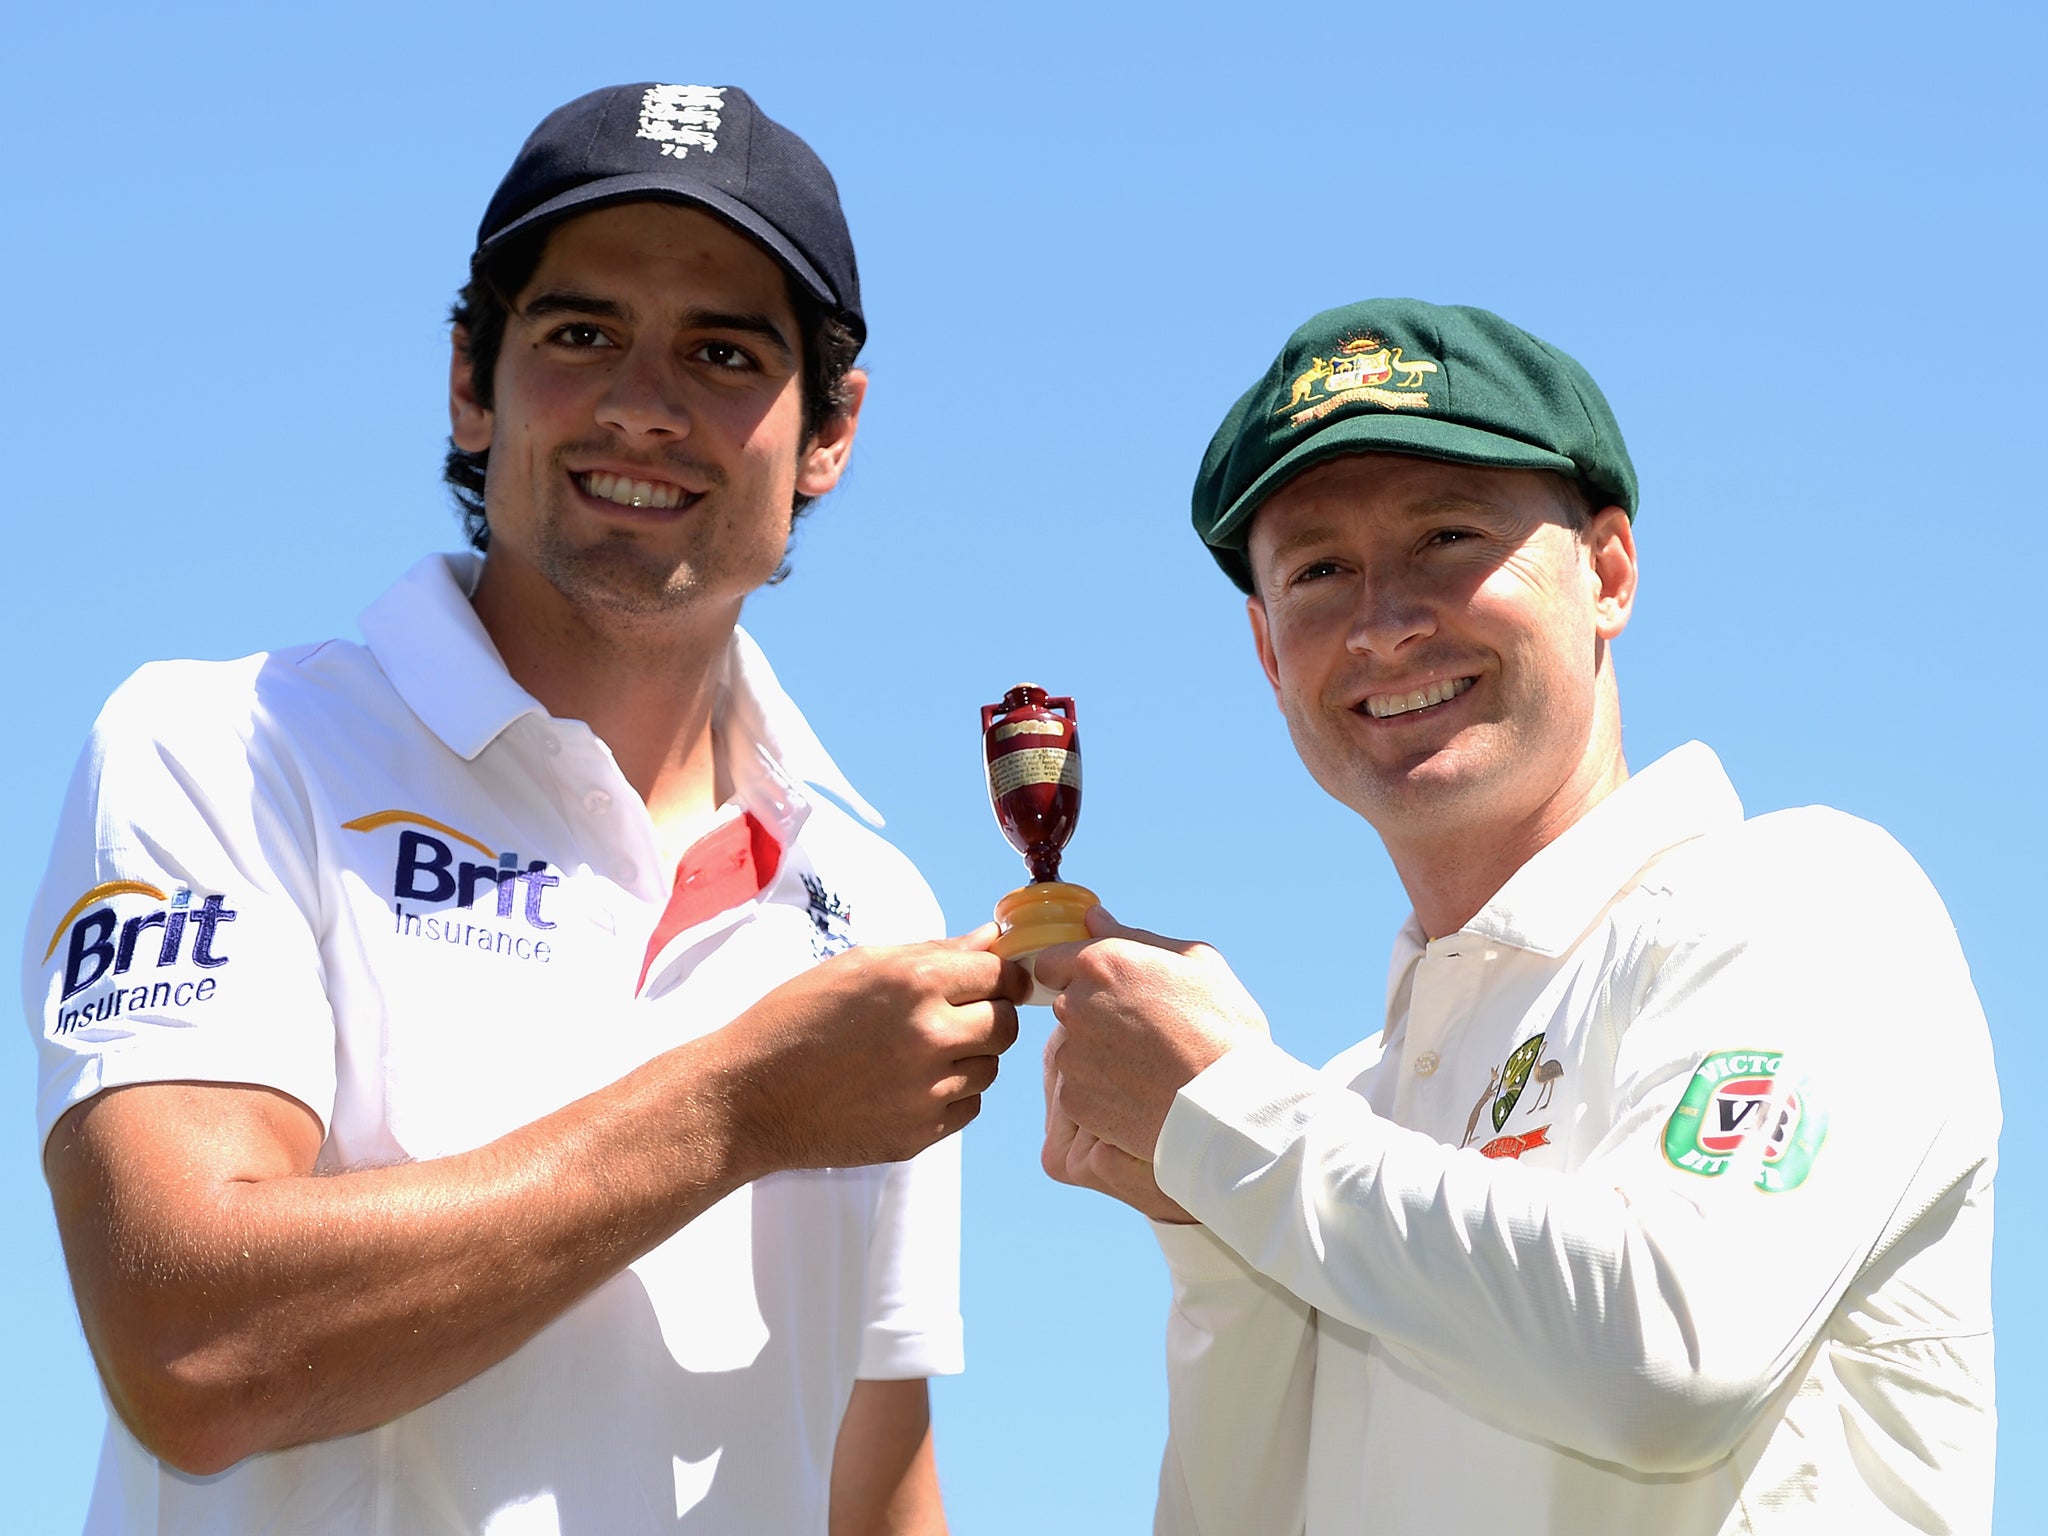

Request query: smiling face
[
  {"left": 451, "top": 201, "right": 862, "bottom": 628},
  {"left": 1245, "top": 453, "right": 1637, "bottom": 875}
]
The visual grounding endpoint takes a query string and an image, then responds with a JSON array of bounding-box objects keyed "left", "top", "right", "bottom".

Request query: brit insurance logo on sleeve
[{"left": 43, "top": 879, "right": 238, "bottom": 1036}]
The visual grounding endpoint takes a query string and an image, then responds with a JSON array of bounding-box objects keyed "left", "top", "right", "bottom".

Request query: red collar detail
[{"left": 638, "top": 811, "right": 784, "bottom": 994}]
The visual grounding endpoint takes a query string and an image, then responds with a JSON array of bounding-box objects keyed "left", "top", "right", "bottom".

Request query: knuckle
[{"left": 1072, "top": 944, "right": 1112, "bottom": 981}]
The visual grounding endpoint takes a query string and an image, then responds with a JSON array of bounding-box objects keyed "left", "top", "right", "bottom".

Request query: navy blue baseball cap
[{"left": 475, "top": 83, "right": 865, "bottom": 342}]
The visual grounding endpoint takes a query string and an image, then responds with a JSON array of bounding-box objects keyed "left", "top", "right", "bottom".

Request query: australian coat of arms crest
[{"left": 1278, "top": 334, "right": 1439, "bottom": 426}]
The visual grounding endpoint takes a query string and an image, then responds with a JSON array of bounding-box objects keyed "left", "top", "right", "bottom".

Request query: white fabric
[
  {"left": 1151, "top": 743, "right": 1999, "bottom": 1536},
  {"left": 24, "top": 552, "right": 963, "bottom": 1536}
]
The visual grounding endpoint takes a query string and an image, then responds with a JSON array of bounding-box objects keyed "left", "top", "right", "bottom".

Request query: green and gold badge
[{"left": 1276, "top": 334, "right": 1439, "bottom": 425}]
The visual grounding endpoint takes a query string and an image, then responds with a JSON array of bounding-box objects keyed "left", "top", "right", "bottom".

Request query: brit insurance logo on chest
[{"left": 344, "top": 809, "right": 565, "bottom": 966}]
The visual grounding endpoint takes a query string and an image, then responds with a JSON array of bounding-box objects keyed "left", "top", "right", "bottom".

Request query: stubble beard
[
  {"left": 533, "top": 522, "right": 705, "bottom": 618},
  {"left": 525, "top": 453, "right": 785, "bottom": 621}
]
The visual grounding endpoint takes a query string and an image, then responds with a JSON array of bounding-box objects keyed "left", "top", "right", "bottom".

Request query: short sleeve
[
  {"left": 825, "top": 827, "right": 965, "bottom": 1379},
  {"left": 22, "top": 660, "right": 339, "bottom": 1152},
  {"left": 856, "top": 1127, "right": 965, "bottom": 1379}
]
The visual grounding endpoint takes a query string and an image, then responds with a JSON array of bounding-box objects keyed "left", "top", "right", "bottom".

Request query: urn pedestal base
[{"left": 992, "top": 880, "right": 1099, "bottom": 1005}]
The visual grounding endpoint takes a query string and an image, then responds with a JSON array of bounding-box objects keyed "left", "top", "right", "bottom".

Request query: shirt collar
[
  {"left": 358, "top": 552, "right": 883, "bottom": 828},
  {"left": 359, "top": 553, "right": 540, "bottom": 761},
  {"left": 719, "top": 626, "right": 883, "bottom": 830},
  {"left": 1393, "top": 741, "right": 1744, "bottom": 964}
]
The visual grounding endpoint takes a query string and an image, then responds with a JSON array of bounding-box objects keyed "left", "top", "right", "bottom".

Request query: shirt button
[
  {"left": 1414, "top": 1051, "right": 1440, "bottom": 1076},
  {"left": 616, "top": 861, "right": 638, "bottom": 883},
  {"left": 582, "top": 789, "right": 612, "bottom": 815},
  {"left": 540, "top": 733, "right": 561, "bottom": 756}
]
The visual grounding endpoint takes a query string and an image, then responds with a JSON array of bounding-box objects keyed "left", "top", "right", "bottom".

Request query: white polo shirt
[
  {"left": 1151, "top": 743, "right": 1999, "bottom": 1535},
  {"left": 25, "top": 553, "right": 964, "bottom": 1536}
]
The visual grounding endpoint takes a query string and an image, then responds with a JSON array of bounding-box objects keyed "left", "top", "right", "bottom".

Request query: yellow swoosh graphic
[
  {"left": 341, "top": 810, "right": 497, "bottom": 861},
  {"left": 44, "top": 880, "right": 169, "bottom": 962}
]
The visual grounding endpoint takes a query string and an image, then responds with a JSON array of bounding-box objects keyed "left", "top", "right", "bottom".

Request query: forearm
[
  {"left": 54, "top": 1033, "right": 756, "bottom": 1473},
  {"left": 1155, "top": 1043, "right": 1896, "bottom": 1471},
  {"left": 51, "top": 935, "right": 1019, "bottom": 1474},
  {"left": 829, "top": 1378, "right": 944, "bottom": 1536}
]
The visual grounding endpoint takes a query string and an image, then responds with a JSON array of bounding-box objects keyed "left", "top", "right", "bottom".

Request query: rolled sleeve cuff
[
  {"left": 38, "top": 1029, "right": 337, "bottom": 1155},
  {"left": 857, "top": 1319, "right": 964, "bottom": 1380}
]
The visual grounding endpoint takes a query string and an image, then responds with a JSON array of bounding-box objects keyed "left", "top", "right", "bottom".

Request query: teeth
[
  {"left": 1366, "top": 676, "right": 1473, "bottom": 719},
  {"left": 577, "top": 472, "right": 684, "bottom": 510}
]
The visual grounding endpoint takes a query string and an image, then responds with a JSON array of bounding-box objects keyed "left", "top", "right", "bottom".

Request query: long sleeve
[
  {"left": 1152, "top": 1221, "right": 1315, "bottom": 1536},
  {"left": 1152, "top": 808, "right": 1999, "bottom": 1478}
]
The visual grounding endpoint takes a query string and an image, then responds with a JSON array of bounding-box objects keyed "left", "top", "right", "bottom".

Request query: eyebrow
[
  {"left": 1262, "top": 525, "right": 1345, "bottom": 566},
  {"left": 1266, "top": 496, "right": 1507, "bottom": 555},
  {"left": 519, "top": 290, "right": 796, "bottom": 362},
  {"left": 1259, "top": 497, "right": 1522, "bottom": 569},
  {"left": 1407, "top": 495, "right": 1508, "bottom": 518}
]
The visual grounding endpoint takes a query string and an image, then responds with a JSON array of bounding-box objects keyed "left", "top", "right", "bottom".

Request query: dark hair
[{"left": 443, "top": 217, "right": 863, "bottom": 562}]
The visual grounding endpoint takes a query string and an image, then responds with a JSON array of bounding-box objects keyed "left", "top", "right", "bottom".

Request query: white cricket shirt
[
  {"left": 1152, "top": 743, "right": 1999, "bottom": 1535},
  {"left": 25, "top": 553, "right": 964, "bottom": 1536}
]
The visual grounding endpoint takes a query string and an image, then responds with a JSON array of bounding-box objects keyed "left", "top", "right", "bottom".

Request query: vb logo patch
[
  {"left": 1662, "top": 1050, "right": 1828, "bottom": 1192},
  {"left": 1277, "top": 334, "right": 1439, "bottom": 427}
]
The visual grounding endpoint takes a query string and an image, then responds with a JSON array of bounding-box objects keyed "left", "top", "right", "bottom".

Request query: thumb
[
  {"left": 940, "top": 921, "right": 1005, "bottom": 952},
  {"left": 937, "top": 923, "right": 1034, "bottom": 1001},
  {"left": 1083, "top": 905, "right": 1202, "bottom": 955}
]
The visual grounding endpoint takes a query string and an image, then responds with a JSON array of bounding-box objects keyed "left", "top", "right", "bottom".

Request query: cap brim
[
  {"left": 477, "top": 174, "right": 858, "bottom": 340},
  {"left": 1210, "top": 412, "right": 1582, "bottom": 555}
]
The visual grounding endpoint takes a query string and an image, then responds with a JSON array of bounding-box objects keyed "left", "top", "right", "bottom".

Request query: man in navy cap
[
  {"left": 28, "top": 84, "right": 1022, "bottom": 1535},
  {"left": 1036, "top": 299, "right": 2000, "bottom": 1533}
]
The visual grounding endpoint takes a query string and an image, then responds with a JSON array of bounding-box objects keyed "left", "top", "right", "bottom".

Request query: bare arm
[
  {"left": 46, "top": 936, "right": 1025, "bottom": 1476},
  {"left": 829, "top": 1378, "right": 944, "bottom": 1536}
]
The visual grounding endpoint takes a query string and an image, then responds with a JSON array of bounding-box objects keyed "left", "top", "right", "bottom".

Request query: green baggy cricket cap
[{"left": 1192, "top": 298, "right": 1638, "bottom": 592}]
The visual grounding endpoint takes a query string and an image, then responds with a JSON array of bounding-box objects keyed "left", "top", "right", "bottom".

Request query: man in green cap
[{"left": 1034, "top": 299, "right": 2000, "bottom": 1533}]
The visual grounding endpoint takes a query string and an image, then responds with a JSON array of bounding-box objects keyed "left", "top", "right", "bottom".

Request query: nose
[
  {"left": 596, "top": 345, "right": 690, "bottom": 440},
  {"left": 1346, "top": 577, "right": 1435, "bottom": 656}
]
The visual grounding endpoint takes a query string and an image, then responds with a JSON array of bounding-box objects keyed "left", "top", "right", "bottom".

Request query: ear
[
  {"left": 1586, "top": 505, "right": 1637, "bottom": 641},
  {"left": 449, "top": 325, "right": 493, "bottom": 453},
  {"left": 1246, "top": 595, "right": 1284, "bottom": 701},
  {"left": 794, "top": 367, "right": 868, "bottom": 499}
]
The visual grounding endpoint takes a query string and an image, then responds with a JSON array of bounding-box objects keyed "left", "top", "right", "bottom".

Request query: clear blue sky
[{"left": 6, "top": 2, "right": 2041, "bottom": 1530}]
